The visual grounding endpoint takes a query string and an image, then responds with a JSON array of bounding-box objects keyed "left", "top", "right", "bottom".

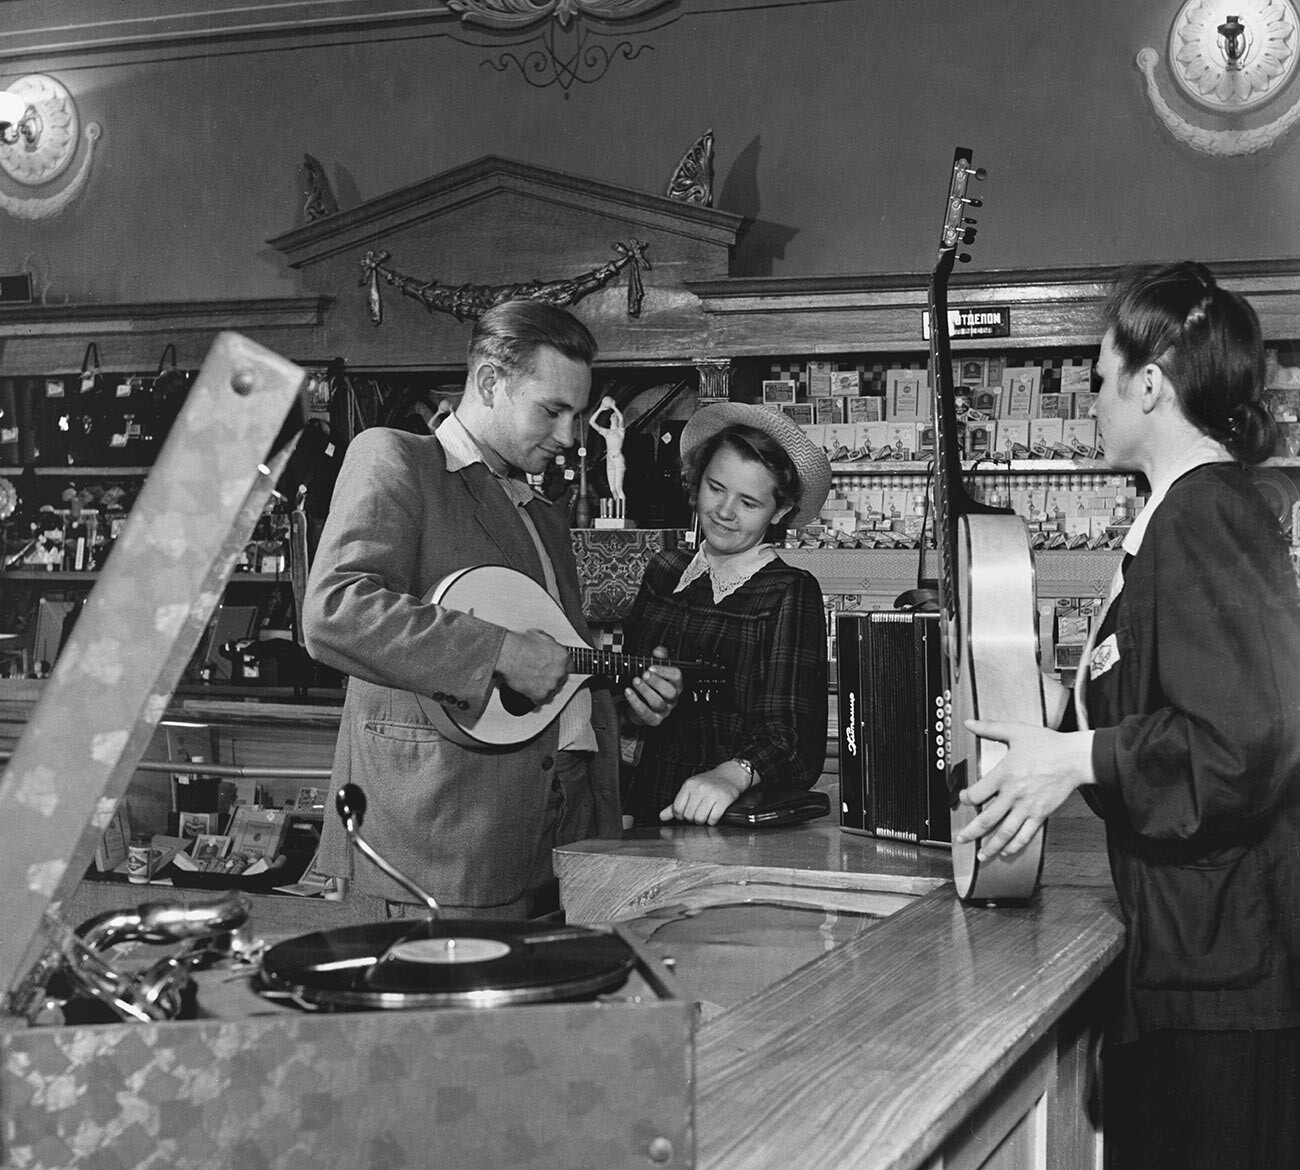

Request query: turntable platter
[{"left": 256, "top": 919, "right": 637, "bottom": 1011}]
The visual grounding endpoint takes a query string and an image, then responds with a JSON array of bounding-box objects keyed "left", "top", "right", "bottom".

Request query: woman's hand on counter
[{"left": 660, "top": 760, "right": 753, "bottom": 826}]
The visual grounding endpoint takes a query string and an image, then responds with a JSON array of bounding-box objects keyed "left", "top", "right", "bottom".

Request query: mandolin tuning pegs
[{"left": 974, "top": 167, "right": 988, "bottom": 181}]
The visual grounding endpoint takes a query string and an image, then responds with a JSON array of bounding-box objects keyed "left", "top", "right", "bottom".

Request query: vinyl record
[{"left": 255, "top": 918, "right": 636, "bottom": 1011}]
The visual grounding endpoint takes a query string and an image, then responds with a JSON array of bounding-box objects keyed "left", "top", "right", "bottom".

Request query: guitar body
[
  {"left": 415, "top": 565, "right": 594, "bottom": 749},
  {"left": 414, "top": 564, "right": 719, "bottom": 749},
  {"left": 946, "top": 513, "right": 1046, "bottom": 903},
  {"left": 927, "top": 148, "right": 1047, "bottom": 904}
]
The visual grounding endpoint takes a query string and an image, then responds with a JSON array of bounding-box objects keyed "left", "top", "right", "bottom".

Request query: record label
[{"left": 388, "top": 937, "right": 511, "bottom": 964}]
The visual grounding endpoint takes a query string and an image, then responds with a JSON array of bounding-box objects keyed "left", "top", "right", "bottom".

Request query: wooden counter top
[{"left": 556, "top": 795, "right": 1123, "bottom": 1170}]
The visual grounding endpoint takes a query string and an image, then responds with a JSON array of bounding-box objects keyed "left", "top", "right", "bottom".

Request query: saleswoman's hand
[
  {"left": 953, "top": 720, "right": 1095, "bottom": 860},
  {"left": 624, "top": 646, "right": 682, "bottom": 728},
  {"left": 660, "top": 761, "right": 752, "bottom": 825}
]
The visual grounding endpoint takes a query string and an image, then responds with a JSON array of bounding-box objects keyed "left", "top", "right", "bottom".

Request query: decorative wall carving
[
  {"left": 666, "top": 128, "right": 714, "bottom": 206},
  {"left": 447, "top": 0, "right": 676, "bottom": 29},
  {"left": 447, "top": 0, "right": 682, "bottom": 91},
  {"left": 359, "top": 239, "right": 651, "bottom": 324},
  {"left": 1138, "top": 0, "right": 1300, "bottom": 156}
]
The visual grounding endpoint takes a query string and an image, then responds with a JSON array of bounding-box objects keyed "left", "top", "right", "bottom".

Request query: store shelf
[{"left": 782, "top": 545, "right": 1124, "bottom": 600}]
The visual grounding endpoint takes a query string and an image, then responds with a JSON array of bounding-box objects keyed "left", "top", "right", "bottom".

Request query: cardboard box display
[
  {"left": 994, "top": 419, "right": 1031, "bottom": 458},
  {"left": 1059, "top": 362, "right": 1094, "bottom": 395},
  {"left": 814, "top": 397, "right": 842, "bottom": 424},
  {"left": 1037, "top": 392, "right": 1072, "bottom": 419},
  {"left": 823, "top": 425, "right": 855, "bottom": 460},
  {"left": 761, "top": 379, "right": 797, "bottom": 404},
  {"left": 858, "top": 422, "right": 891, "bottom": 458},
  {"left": 846, "top": 395, "right": 885, "bottom": 424},
  {"left": 1028, "top": 418, "right": 1064, "bottom": 454},
  {"left": 1063, "top": 418, "right": 1098, "bottom": 454},
  {"left": 885, "top": 370, "right": 926, "bottom": 420},
  {"left": 1001, "top": 367, "right": 1041, "bottom": 419},
  {"left": 1072, "top": 392, "right": 1099, "bottom": 419},
  {"left": 885, "top": 422, "right": 919, "bottom": 459},
  {"left": 965, "top": 421, "right": 994, "bottom": 459},
  {"left": 830, "top": 370, "right": 862, "bottom": 397},
  {"left": 781, "top": 402, "right": 814, "bottom": 426},
  {"left": 807, "top": 360, "right": 833, "bottom": 398}
]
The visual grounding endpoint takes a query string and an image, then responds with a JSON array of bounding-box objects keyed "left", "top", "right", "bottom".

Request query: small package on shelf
[
  {"left": 830, "top": 370, "right": 861, "bottom": 397},
  {"left": 807, "top": 360, "right": 833, "bottom": 398},
  {"left": 814, "top": 397, "right": 841, "bottom": 424},
  {"left": 1059, "top": 362, "right": 1094, "bottom": 395},
  {"left": 846, "top": 395, "right": 885, "bottom": 424}
]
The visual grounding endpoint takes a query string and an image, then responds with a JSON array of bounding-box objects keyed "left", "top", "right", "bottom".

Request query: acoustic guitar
[
  {"left": 415, "top": 563, "right": 720, "bottom": 748},
  {"left": 927, "top": 148, "right": 1047, "bottom": 903}
]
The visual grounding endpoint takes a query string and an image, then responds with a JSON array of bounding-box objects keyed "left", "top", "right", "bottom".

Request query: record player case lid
[{"left": 0, "top": 331, "right": 308, "bottom": 998}]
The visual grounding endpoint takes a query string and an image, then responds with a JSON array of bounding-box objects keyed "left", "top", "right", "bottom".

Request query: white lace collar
[{"left": 674, "top": 542, "right": 778, "bottom": 602}]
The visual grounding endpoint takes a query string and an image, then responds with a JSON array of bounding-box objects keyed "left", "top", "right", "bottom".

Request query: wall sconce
[
  {"left": 1168, "top": 0, "right": 1298, "bottom": 111},
  {"left": 0, "top": 89, "right": 35, "bottom": 147},
  {"left": 0, "top": 75, "right": 86, "bottom": 186},
  {"left": 1217, "top": 14, "right": 1250, "bottom": 68},
  {"left": 0, "top": 74, "right": 101, "bottom": 219},
  {"left": 1137, "top": 0, "right": 1300, "bottom": 156}
]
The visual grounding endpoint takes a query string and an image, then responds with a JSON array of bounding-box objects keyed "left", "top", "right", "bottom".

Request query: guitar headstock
[{"left": 935, "top": 147, "right": 985, "bottom": 274}]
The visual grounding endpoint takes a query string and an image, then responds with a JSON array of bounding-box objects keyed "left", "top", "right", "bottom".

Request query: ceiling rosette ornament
[
  {"left": 446, "top": 0, "right": 680, "bottom": 90},
  {"left": 1138, "top": 0, "right": 1300, "bottom": 155},
  {"left": 447, "top": 0, "right": 675, "bottom": 30}
]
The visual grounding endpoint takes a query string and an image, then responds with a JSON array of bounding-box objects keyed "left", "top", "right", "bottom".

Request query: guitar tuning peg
[
  {"left": 963, "top": 197, "right": 983, "bottom": 208},
  {"left": 958, "top": 254, "right": 972, "bottom": 264},
  {"left": 974, "top": 167, "right": 988, "bottom": 181},
  {"left": 962, "top": 215, "right": 978, "bottom": 226},
  {"left": 962, "top": 229, "right": 976, "bottom": 245}
]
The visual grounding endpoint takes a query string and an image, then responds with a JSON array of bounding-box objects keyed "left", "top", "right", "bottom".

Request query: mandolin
[
  {"left": 415, "top": 564, "right": 720, "bottom": 748},
  {"left": 928, "top": 148, "right": 1047, "bottom": 904}
]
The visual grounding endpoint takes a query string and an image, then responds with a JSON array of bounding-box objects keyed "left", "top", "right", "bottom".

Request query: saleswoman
[
  {"left": 953, "top": 261, "right": 1300, "bottom": 1170},
  {"left": 621, "top": 402, "right": 832, "bottom": 826}
]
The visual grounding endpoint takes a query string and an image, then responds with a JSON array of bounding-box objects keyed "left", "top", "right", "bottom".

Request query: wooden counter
[{"left": 556, "top": 796, "right": 1122, "bottom": 1170}]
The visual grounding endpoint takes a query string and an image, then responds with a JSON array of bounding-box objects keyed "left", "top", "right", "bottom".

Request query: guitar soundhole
[{"left": 499, "top": 685, "right": 536, "bottom": 717}]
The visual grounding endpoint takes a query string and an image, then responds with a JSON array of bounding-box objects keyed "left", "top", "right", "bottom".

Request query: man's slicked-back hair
[{"left": 467, "top": 300, "right": 598, "bottom": 377}]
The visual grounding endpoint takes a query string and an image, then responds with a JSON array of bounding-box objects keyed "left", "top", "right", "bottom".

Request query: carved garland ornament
[
  {"left": 359, "top": 240, "right": 651, "bottom": 324},
  {"left": 1139, "top": 0, "right": 1300, "bottom": 156}
]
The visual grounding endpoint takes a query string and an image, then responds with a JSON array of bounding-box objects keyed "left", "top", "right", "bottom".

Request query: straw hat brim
[{"left": 680, "top": 403, "right": 833, "bottom": 530}]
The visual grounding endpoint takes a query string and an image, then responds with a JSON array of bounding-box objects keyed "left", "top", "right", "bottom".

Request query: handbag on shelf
[
  {"left": 147, "top": 342, "right": 191, "bottom": 456},
  {"left": 65, "top": 342, "right": 107, "bottom": 465}
]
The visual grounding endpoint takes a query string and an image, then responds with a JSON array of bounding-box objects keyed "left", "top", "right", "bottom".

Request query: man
[{"left": 303, "top": 300, "right": 680, "bottom": 919}]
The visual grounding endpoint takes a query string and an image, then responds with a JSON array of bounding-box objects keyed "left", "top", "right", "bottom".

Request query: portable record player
[{"left": 0, "top": 334, "right": 696, "bottom": 1170}]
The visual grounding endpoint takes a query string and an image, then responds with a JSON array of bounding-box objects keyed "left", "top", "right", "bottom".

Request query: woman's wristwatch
[{"left": 730, "top": 758, "right": 757, "bottom": 789}]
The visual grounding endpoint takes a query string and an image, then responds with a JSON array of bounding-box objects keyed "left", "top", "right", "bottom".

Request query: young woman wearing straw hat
[{"left": 621, "top": 402, "right": 833, "bottom": 826}]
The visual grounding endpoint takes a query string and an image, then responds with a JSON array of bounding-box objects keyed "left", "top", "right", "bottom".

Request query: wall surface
[{"left": 0, "top": 0, "right": 1296, "bottom": 315}]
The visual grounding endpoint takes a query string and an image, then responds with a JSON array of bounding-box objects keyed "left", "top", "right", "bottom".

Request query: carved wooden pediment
[{"left": 268, "top": 155, "right": 743, "bottom": 368}]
